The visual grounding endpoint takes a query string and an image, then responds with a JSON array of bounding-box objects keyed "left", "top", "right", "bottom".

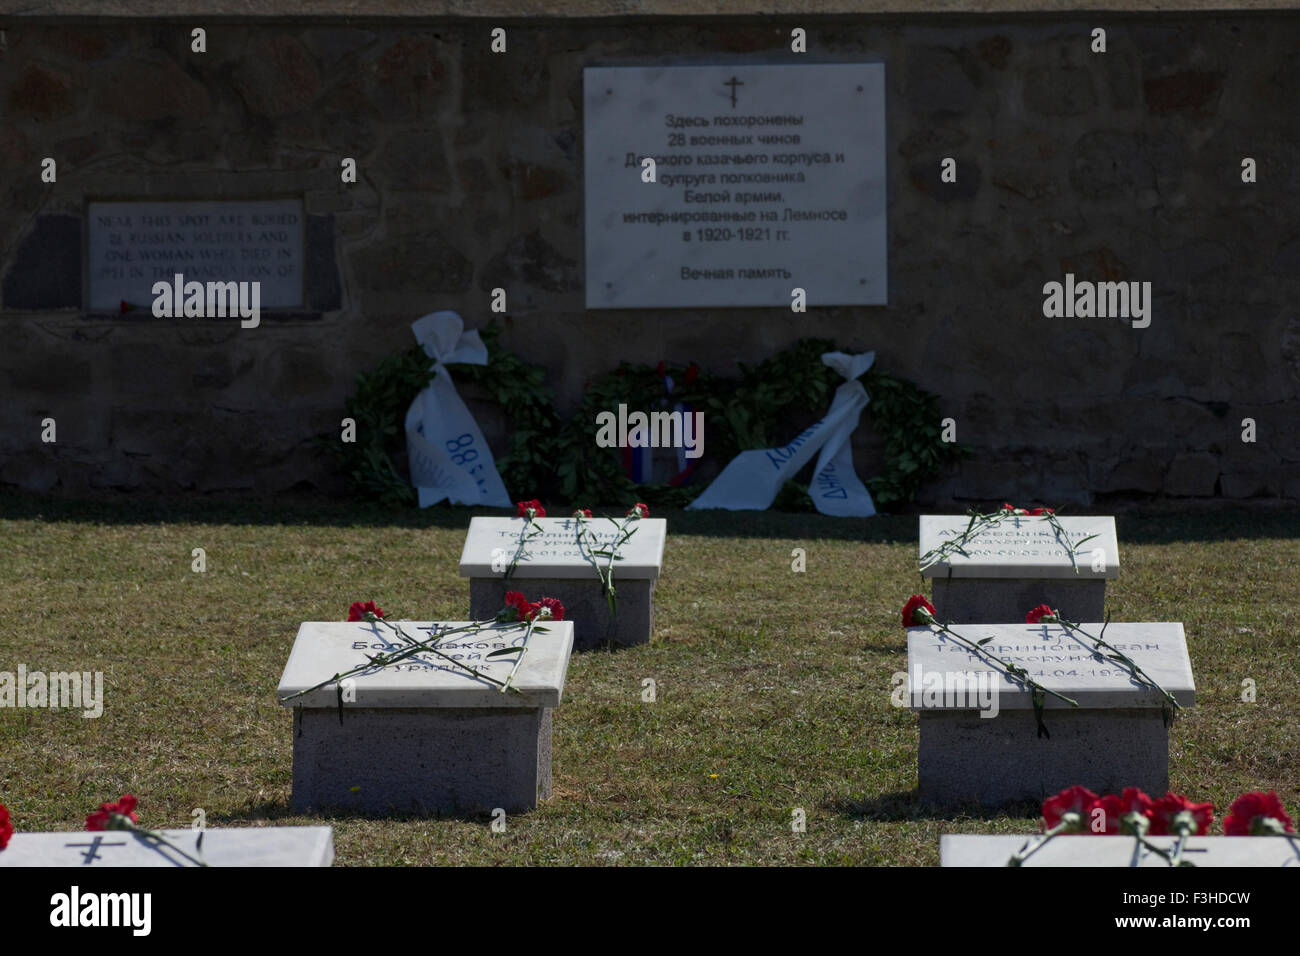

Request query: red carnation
[
  {"left": 348, "top": 600, "right": 386, "bottom": 622},
  {"left": 532, "top": 597, "right": 565, "bottom": 622},
  {"left": 902, "top": 594, "right": 936, "bottom": 628},
  {"left": 0, "top": 804, "right": 12, "bottom": 850},
  {"left": 1026, "top": 604, "right": 1058, "bottom": 625},
  {"left": 516, "top": 499, "right": 545, "bottom": 519},
  {"left": 1223, "top": 791, "right": 1296, "bottom": 836},
  {"left": 1001, "top": 502, "right": 1019, "bottom": 513},
  {"left": 626, "top": 503, "right": 649, "bottom": 518},
  {"left": 501, "top": 591, "right": 533, "bottom": 622},
  {"left": 684, "top": 363, "right": 699, "bottom": 385},
  {"left": 1026, "top": 507, "right": 1055, "bottom": 516},
  {"left": 1092, "top": 788, "right": 1154, "bottom": 834},
  {"left": 86, "top": 794, "right": 139, "bottom": 832},
  {"left": 1149, "top": 793, "right": 1214, "bottom": 836},
  {"left": 572, "top": 508, "right": 592, "bottom": 518},
  {"left": 1042, "top": 785, "right": 1099, "bottom": 833}
]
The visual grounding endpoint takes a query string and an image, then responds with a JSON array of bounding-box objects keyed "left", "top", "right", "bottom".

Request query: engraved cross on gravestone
[{"left": 66, "top": 835, "right": 127, "bottom": 864}]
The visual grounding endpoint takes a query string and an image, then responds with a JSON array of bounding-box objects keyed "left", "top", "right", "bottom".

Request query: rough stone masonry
[{"left": 2, "top": 5, "right": 1298, "bottom": 503}]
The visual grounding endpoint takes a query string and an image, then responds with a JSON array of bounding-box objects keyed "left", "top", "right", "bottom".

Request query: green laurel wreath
[{"left": 327, "top": 323, "right": 966, "bottom": 511}]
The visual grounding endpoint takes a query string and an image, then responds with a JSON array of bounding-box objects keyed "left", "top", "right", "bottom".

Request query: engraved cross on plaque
[
  {"left": 67, "top": 835, "right": 127, "bottom": 864},
  {"left": 724, "top": 76, "right": 744, "bottom": 108}
]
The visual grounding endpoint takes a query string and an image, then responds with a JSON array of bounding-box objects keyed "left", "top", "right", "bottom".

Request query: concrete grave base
[
  {"left": 931, "top": 576, "right": 1106, "bottom": 625},
  {"left": 918, "top": 708, "right": 1169, "bottom": 807},
  {"left": 290, "top": 706, "right": 552, "bottom": 814},
  {"left": 470, "top": 577, "right": 653, "bottom": 650}
]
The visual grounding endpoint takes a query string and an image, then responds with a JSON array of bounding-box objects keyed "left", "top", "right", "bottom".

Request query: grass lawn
[{"left": 1, "top": 495, "right": 1297, "bottom": 865}]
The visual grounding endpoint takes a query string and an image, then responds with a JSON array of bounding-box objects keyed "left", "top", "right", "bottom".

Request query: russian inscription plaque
[{"left": 584, "top": 63, "right": 887, "bottom": 309}]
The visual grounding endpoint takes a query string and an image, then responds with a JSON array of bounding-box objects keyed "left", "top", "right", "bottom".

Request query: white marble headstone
[
  {"left": 459, "top": 516, "right": 667, "bottom": 580},
  {"left": 0, "top": 827, "right": 333, "bottom": 867},
  {"left": 277, "top": 620, "right": 575, "bottom": 709},
  {"left": 907, "top": 622, "right": 1194, "bottom": 709},
  {"left": 941, "top": 834, "right": 1300, "bottom": 867},
  {"left": 919, "top": 514, "right": 1120, "bottom": 579}
]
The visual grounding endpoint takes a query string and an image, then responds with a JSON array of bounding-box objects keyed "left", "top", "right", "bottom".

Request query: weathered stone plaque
[
  {"left": 86, "top": 199, "right": 304, "bottom": 311},
  {"left": 584, "top": 63, "right": 886, "bottom": 308},
  {"left": 0, "top": 827, "right": 334, "bottom": 867}
]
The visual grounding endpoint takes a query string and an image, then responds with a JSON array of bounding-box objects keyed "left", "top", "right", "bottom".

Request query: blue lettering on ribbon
[{"left": 765, "top": 419, "right": 825, "bottom": 470}]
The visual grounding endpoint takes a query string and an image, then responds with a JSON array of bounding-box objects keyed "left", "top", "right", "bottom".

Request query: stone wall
[{"left": 2, "top": 14, "right": 1298, "bottom": 504}]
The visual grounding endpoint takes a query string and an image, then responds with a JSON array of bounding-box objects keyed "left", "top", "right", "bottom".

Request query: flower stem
[
  {"left": 278, "top": 617, "right": 520, "bottom": 704},
  {"left": 500, "top": 617, "right": 535, "bottom": 694},
  {"left": 1007, "top": 818, "right": 1074, "bottom": 866},
  {"left": 1057, "top": 616, "right": 1181, "bottom": 713},
  {"left": 1041, "top": 512, "right": 1097, "bottom": 575},
  {"left": 573, "top": 513, "right": 637, "bottom": 621},
  {"left": 110, "top": 815, "right": 208, "bottom": 867},
  {"left": 379, "top": 618, "right": 521, "bottom": 693},
  {"left": 931, "top": 621, "right": 1079, "bottom": 710},
  {"left": 919, "top": 509, "right": 1004, "bottom": 574},
  {"left": 503, "top": 517, "right": 544, "bottom": 584}
]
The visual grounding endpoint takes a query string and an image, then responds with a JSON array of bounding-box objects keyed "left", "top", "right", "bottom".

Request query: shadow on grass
[
  {"left": 2, "top": 490, "right": 1297, "bottom": 543},
  {"left": 209, "top": 800, "right": 499, "bottom": 827},
  {"left": 827, "top": 790, "right": 1041, "bottom": 823},
  {"left": 0, "top": 490, "right": 914, "bottom": 541}
]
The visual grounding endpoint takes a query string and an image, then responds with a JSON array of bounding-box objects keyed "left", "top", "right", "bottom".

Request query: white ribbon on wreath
[
  {"left": 686, "top": 350, "right": 877, "bottom": 517},
  {"left": 403, "top": 310, "right": 512, "bottom": 509}
]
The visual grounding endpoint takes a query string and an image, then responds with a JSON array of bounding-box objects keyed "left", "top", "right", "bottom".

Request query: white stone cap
[
  {"left": 941, "top": 834, "right": 1299, "bottom": 867},
  {"left": 459, "top": 516, "right": 666, "bottom": 580},
  {"left": 918, "top": 514, "right": 1120, "bottom": 579},
  {"left": 0, "top": 827, "right": 334, "bottom": 867},
  {"left": 906, "top": 622, "right": 1194, "bottom": 709},
  {"left": 277, "top": 620, "right": 574, "bottom": 709}
]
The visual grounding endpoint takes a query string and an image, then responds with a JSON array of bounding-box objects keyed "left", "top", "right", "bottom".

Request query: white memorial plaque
[
  {"left": 277, "top": 620, "right": 575, "bottom": 709},
  {"left": 941, "top": 834, "right": 1300, "bottom": 867},
  {"left": 907, "top": 622, "right": 1195, "bottom": 710},
  {"left": 459, "top": 516, "right": 667, "bottom": 580},
  {"left": 87, "top": 199, "right": 305, "bottom": 311},
  {"left": 0, "top": 826, "right": 334, "bottom": 867},
  {"left": 584, "top": 63, "right": 886, "bottom": 308},
  {"left": 919, "top": 514, "right": 1120, "bottom": 579}
]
